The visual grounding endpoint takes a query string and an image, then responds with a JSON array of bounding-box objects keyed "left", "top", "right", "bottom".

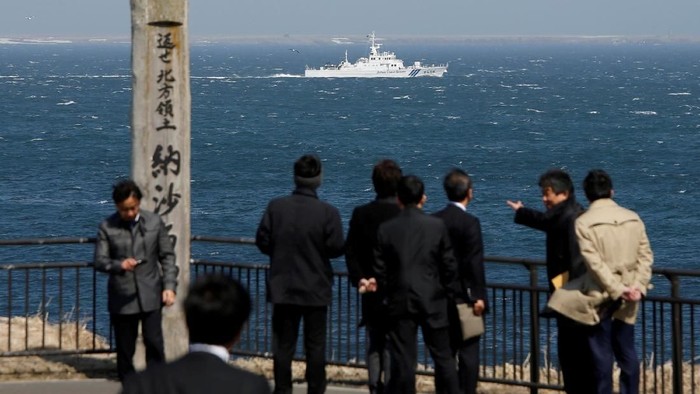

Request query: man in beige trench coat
[{"left": 548, "top": 169, "right": 653, "bottom": 394}]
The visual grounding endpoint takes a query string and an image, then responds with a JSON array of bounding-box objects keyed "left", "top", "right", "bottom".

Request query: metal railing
[{"left": 1, "top": 236, "right": 699, "bottom": 393}]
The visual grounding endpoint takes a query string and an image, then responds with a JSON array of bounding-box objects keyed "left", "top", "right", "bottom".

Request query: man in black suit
[
  {"left": 121, "top": 274, "right": 271, "bottom": 394},
  {"left": 256, "top": 154, "right": 345, "bottom": 394},
  {"left": 432, "top": 169, "right": 487, "bottom": 394},
  {"left": 373, "top": 175, "right": 459, "bottom": 394},
  {"left": 345, "top": 159, "right": 403, "bottom": 394}
]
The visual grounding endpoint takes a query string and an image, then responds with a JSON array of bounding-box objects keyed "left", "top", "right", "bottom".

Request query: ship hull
[{"left": 305, "top": 66, "right": 447, "bottom": 78}]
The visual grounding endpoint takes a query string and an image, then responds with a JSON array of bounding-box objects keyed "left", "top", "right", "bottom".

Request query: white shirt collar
[
  {"left": 189, "top": 343, "right": 230, "bottom": 362},
  {"left": 450, "top": 201, "right": 467, "bottom": 212}
]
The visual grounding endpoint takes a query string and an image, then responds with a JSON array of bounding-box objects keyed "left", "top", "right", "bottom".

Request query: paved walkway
[{"left": 0, "top": 379, "right": 368, "bottom": 394}]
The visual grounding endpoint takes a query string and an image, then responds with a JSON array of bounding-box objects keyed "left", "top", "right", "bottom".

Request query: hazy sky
[{"left": 2, "top": 0, "right": 699, "bottom": 39}]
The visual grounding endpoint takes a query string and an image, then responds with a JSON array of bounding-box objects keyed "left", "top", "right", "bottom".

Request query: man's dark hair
[
  {"left": 372, "top": 159, "right": 403, "bottom": 198},
  {"left": 185, "top": 274, "right": 252, "bottom": 346},
  {"left": 538, "top": 169, "right": 574, "bottom": 195},
  {"left": 294, "top": 154, "right": 322, "bottom": 178},
  {"left": 294, "top": 154, "right": 323, "bottom": 189},
  {"left": 443, "top": 168, "right": 472, "bottom": 202},
  {"left": 112, "top": 179, "right": 142, "bottom": 204},
  {"left": 397, "top": 175, "right": 424, "bottom": 206},
  {"left": 583, "top": 169, "right": 613, "bottom": 202}
]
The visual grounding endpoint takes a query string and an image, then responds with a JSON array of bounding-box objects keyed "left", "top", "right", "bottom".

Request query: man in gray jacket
[
  {"left": 94, "top": 179, "right": 179, "bottom": 381},
  {"left": 548, "top": 169, "right": 653, "bottom": 394}
]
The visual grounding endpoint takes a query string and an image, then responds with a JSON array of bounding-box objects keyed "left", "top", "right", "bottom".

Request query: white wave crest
[{"left": 267, "top": 73, "right": 303, "bottom": 78}]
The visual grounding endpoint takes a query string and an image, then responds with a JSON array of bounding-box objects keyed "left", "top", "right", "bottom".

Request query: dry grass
[
  {"left": 0, "top": 316, "right": 109, "bottom": 352},
  {"left": 0, "top": 316, "right": 114, "bottom": 381},
  {"left": 473, "top": 357, "right": 700, "bottom": 394}
]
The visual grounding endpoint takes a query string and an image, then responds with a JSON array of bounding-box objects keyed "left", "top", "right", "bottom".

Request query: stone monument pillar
[{"left": 129, "top": 0, "right": 190, "bottom": 361}]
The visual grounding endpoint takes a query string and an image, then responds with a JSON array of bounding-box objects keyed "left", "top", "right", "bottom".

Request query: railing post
[
  {"left": 92, "top": 267, "right": 98, "bottom": 350},
  {"left": 670, "top": 275, "right": 683, "bottom": 394},
  {"left": 8, "top": 270, "right": 12, "bottom": 351},
  {"left": 528, "top": 263, "right": 540, "bottom": 394}
]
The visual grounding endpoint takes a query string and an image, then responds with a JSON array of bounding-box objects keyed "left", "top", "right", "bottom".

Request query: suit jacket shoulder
[
  {"left": 121, "top": 352, "right": 271, "bottom": 394},
  {"left": 374, "top": 207, "right": 457, "bottom": 328},
  {"left": 345, "top": 198, "right": 401, "bottom": 285}
]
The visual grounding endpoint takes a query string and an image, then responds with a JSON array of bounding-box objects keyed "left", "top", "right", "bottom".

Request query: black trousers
[
  {"left": 452, "top": 335, "right": 480, "bottom": 394},
  {"left": 448, "top": 302, "right": 480, "bottom": 394},
  {"left": 386, "top": 316, "right": 459, "bottom": 394},
  {"left": 272, "top": 304, "right": 327, "bottom": 394},
  {"left": 365, "top": 322, "right": 390, "bottom": 394},
  {"left": 111, "top": 309, "right": 165, "bottom": 381},
  {"left": 557, "top": 316, "right": 596, "bottom": 394}
]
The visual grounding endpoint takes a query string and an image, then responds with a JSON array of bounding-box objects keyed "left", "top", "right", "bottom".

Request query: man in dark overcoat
[{"left": 256, "top": 154, "right": 345, "bottom": 394}]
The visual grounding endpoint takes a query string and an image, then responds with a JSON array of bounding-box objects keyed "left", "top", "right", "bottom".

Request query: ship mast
[{"left": 368, "top": 31, "right": 380, "bottom": 56}]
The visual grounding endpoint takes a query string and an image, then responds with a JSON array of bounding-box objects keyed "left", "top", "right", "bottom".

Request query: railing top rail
[
  {"left": 190, "top": 235, "right": 255, "bottom": 244},
  {"left": 0, "top": 235, "right": 256, "bottom": 246},
  {"left": 2, "top": 235, "right": 700, "bottom": 278},
  {"left": 483, "top": 255, "right": 544, "bottom": 265},
  {"left": 190, "top": 259, "right": 269, "bottom": 269},
  {"left": 0, "top": 261, "right": 93, "bottom": 270},
  {"left": 0, "top": 237, "right": 95, "bottom": 246}
]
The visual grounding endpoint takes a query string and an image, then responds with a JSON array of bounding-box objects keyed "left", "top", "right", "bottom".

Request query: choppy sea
[{"left": 1, "top": 40, "right": 699, "bottom": 295}]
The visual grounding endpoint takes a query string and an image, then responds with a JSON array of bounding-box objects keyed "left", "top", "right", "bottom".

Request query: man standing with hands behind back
[
  {"left": 549, "top": 169, "right": 653, "bottom": 394},
  {"left": 94, "top": 179, "right": 178, "bottom": 381},
  {"left": 345, "top": 159, "right": 403, "bottom": 394}
]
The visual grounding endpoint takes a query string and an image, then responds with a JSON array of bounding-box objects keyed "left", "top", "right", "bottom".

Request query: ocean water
[{"left": 1, "top": 40, "right": 699, "bottom": 292}]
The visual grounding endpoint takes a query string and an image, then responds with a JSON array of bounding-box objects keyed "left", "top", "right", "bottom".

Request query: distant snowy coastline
[
  {"left": 0, "top": 37, "right": 130, "bottom": 45},
  {"left": 0, "top": 38, "right": 73, "bottom": 45},
  {"left": 2, "top": 34, "right": 700, "bottom": 46}
]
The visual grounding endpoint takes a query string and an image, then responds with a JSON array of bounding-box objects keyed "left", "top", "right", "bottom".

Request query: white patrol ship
[{"left": 304, "top": 32, "right": 447, "bottom": 78}]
